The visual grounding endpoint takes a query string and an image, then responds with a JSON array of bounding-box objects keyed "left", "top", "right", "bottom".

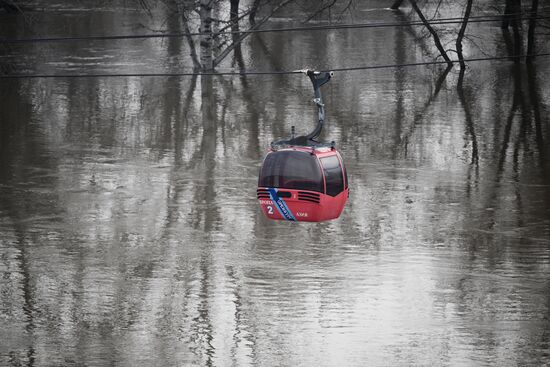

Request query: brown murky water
[{"left": 1, "top": 1, "right": 550, "bottom": 366}]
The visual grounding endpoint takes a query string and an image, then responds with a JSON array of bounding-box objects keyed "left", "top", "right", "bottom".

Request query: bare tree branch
[
  {"left": 212, "top": 0, "right": 293, "bottom": 68},
  {"left": 409, "top": 0, "right": 453, "bottom": 67},
  {"left": 304, "top": 0, "right": 337, "bottom": 22},
  {"left": 456, "top": 0, "right": 473, "bottom": 69},
  {"left": 249, "top": 0, "right": 262, "bottom": 25},
  {"left": 181, "top": 9, "right": 202, "bottom": 70}
]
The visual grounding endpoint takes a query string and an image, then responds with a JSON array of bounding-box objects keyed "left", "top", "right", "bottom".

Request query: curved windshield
[{"left": 259, "top": 151, "right": 323, "bottom": 192}]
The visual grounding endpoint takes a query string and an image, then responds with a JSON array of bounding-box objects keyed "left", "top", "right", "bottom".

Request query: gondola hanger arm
[{"left": 272, "top": 69, "right": 334, "bottom": 147}]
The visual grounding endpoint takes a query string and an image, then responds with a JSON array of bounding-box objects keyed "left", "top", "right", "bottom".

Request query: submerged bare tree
[
  {"left": 393, "top": 0, "right": 548, "bottom": 69},
  {"left": 135, "top": 0, "right": 548, "bottom": 77},
  {"left": 165, "top": 0, "right": 294, "bottom": 71},
  {"left": 501, "top": 0, "right": 523, "bottom": 60},
  {"left": 408, "top": 0, "right": 452, "bottom": 66},
  {"left": 500, "top": 0, "right": 548, "bottom": 62},
  {"left": 389, "top": 0, "right": 453, "bottom": 67}
]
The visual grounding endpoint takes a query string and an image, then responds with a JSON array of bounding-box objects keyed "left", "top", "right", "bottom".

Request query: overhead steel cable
[
  {"left": 1, "top": 53, "right": 549, "bottom": 79},
  {"left": 1, "top": 13, "right": 549, "bottom": 44}
]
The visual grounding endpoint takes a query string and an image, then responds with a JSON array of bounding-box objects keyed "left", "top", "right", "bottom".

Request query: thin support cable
[
  {"left": 1, "top": 13, "right": 549, "bottom": 44},
  {"left": 1, "top": 53, "right": 550, "bottom": 79}
]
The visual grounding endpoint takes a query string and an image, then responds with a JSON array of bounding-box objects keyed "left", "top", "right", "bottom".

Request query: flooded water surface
[{"left": 1, "top": 1, "right": 550, "bottom": 366}]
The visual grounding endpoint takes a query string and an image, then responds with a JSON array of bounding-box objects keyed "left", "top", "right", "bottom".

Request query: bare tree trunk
[
  {"left": 249, "top": 0, "right": 261, "bottom": 25},
  {"left": 409, "top": 0, "right": 453, "bottom": 67},
  {"left": 502, "top": 26, "right": 515, "bottom": 59},
  {"left": 230, "top": 0, "right": 239, "bottom": 20},
  {"left": 456, "top": 0, "right": 473, "bottom": 69},
  {"left": 502, "top": 0, "right": 521, "bottom": 29},
  {"left": 213, "top": 0, "right": 293, "bottom": 68},
  {"left": 501, "top": 0, "right": 523, "bottom": 61},
  {"left": 526, "top": 0, "right": 538, "bottom": 62},
  {"left": 230, "top": 0, "right": 246, "bottom": 71},
  {"left": 391, "top": 0, "right": 405, "bottom": 10},
  {"left": 180, "top": 8, "right": 201, "bottom": 70},
  {"left": 502, "top": 0, "right": 512, "bottom": 29},
  {"left": 200, "top": 0, "right": 214, "bottom": 71}
]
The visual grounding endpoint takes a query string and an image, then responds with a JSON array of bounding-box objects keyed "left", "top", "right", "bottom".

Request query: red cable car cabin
[
  {"left": 257, "top": 146, "right": 348, "bottom": 222},
  {"left": 257, "top": 69, "right": 349, "bottom": 222}
]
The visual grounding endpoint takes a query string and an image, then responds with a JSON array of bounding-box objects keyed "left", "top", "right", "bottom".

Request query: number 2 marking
[{"left": 267, "top": 206, "right": 274, "bottom": 215}]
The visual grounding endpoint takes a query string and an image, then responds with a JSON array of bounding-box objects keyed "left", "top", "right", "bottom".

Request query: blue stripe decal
[{"left": 267, "top": 188, "right": 296, "bottom": 221}]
